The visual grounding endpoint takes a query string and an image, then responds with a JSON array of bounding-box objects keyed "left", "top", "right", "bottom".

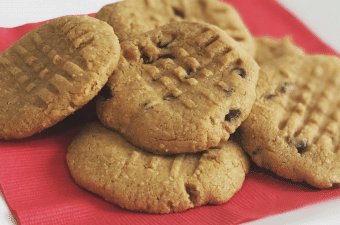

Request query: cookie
[
  {"left": 254, "top": 37, "right": 304, "bottom": 65},
  {"left": 67, "top": 122, "right": 249, "bottom": 214},
  {"left": 96, "top": 0, "right": 255, "bottom": 55},
  {"left": 97, "top": 21, "right": 259, "bottom": 154},
  {"left": 240, "top": 55, "right": 340, "bottom": 188},
  {"left": 0, "top": 16, "right": 120, "bottom": 139}
]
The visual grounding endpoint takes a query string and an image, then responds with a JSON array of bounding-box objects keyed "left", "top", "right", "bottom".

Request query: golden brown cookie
[
  {"left": 240, "top": 55, "right": 340, "bottom": 188},
  {"left": 96, "top": 0, "right": 255, "bottom": 55},
  {"left": 97, "top": 21, "right": 259, "bottom": 154},
  {"left": 255, "top": 37, "right": 304, "bottom": 65},
  {"left": 67, "top": 122, "right": 249, "bottom": 214},
  {"left": 0, "top": 16, "right": 120, "bottom": 139}
]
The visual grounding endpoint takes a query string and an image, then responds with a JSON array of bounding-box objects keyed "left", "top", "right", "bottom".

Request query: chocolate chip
[
  {"left": 158, "top": 54, "right": 175, "bottom": 60},
  {"left": 224, "top": 87, "right": 235, "bottom": 97},
  {"left": 99, "top": 85, "right": 112, "bottom": 100},
  {"left": 163, "top": 93, "right": 177, "bottom": 101},
  {"left": 279, "top": 82, "right": 293, "bottom": 94},
  {"left": 264, "top": 93, "right": 278, "bottom": 100},
  {"left": 185, "top": 183, "right": 198, "bottom": 204},
  {"left": 143, "top": 101, "right": 155, "bottom": 109},
  {"left": 295, "top": 140, "right": 308, "bottom": 154},
  {"left": 184, "top": 68, "right": 194, "bottom": 77},
  {"left": 172, "top": 7, "right": 185, "bottom": 18},
  {"left": 141, "top": 53, "right": 152, "bottom": 64},
  {"left": 225, "top": 109, "right": 241, "bottom": 122},
  {"left": 232, "top": 67, "right": 246, "bottom": 78},
  {"left": 287, "top": 137, "right": 309, "bottom": 154}
]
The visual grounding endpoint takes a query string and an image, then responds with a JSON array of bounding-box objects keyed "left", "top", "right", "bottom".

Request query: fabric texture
[{"left": 0, "top": 1, "right": 339, "bottom": 224}]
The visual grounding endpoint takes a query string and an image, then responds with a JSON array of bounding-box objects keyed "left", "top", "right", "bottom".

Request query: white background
[{"left": 0, "top": 0, "right": 339, "bottom": 224}]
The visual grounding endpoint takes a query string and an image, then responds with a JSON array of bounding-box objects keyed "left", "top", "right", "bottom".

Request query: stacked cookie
[
  {"left": 242, "top": 37, "right": 340, "bottom": 189},
  {"left": 0, "top": 0, "right": 339, "bottom": 215},
  {"left": 0, "top": 16, "right": 120, "bottom": 139},
  {"left": 67, "top": 16, "right": 259, "bottom": 212}
]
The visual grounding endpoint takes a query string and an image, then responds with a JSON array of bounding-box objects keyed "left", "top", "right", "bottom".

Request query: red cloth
[{"left": 0, "top": 1, "right": 339, "bottom": 225}]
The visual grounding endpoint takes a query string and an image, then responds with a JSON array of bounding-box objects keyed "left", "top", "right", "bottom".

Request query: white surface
[
  {"left": 0, "top": 0, "right": 119, "bottom": 27},
  {"left": 0, "top": 193, "right": 15, "bottom": 225},
  {"left": 243, "top": 198, "right": 340, "bottom": 225},
  {"left": 278, "top": 0, "right": 340, "bottom": 53},
  {"left": 0, "top": 0, "right": 339, "bottom": 225}
]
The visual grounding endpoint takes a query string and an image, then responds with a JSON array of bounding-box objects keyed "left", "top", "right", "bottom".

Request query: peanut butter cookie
[
  {"left": 240, "top": 55, "right": 340, "bottom": 188},
  {"left": 67, "top": 122, "right": 249, "bottom": 214},
  {"left": 0, "top": 16, "right": 120, "bottom": 139},
  {"left": 96, "top": 0, "right": 255, "bottom": 55},
  {"left": 97, "top": 21, "right": 259, "bottom": 154},
  {"left": 255, "top": 37, "right": 304, "bottom": 65}
]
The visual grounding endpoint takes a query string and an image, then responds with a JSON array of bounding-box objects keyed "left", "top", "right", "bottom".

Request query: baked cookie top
[
  {"left": 0, "top": 16, "right": 120, "bottom": 139},
  {"left": 96, "top": 0, "right": 255, "bottom": 55},
  {"left": 97, "top": 21, "right": 259, "bottom": 154},
  {"left": 254, "top": 37, "right": 304, "bottom": 64},
  {"left": 240, "top": 55, "right": 340, "bottom": 188},
  {"left": 67, "top": 122, "right": 249, "bottom": 214}
]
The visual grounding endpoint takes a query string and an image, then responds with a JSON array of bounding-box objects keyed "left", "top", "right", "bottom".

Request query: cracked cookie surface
[
  {"left": 96, "top": 0, "right": 255, "bottom": 55},
  {"left": 97, "top": 21, "right": 259, "bottom": 154},
  {"left": 0, "top": 15, "right": 120, "bottom": 139},
  {"left": 240, "top": 53, "right": 340, "bottom": 188},
  {"left": 67, "top": 122, "right": 249, "bottom": 214}
]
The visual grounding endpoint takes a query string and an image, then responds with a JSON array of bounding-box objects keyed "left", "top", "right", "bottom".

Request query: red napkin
[{"left": 0, "top": 1, "right": 339, "bottom": 225}]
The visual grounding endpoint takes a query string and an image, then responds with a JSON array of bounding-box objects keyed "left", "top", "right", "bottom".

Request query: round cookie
[
  {"left": 254, "top": 37, "right": 304, "bottom": 65},
  {"left": 97, "top": 21, "right": 259, "bottom": 154},
  {"left": 240, "top": 55, "right": 340, "bottom": 188},
  {"left": 0, "top": 16, "right": 120, "bottom": 139},
  {"left": 96, "top": 0, "right": 255, "bottom": 55},
  {"left": 67, "top": 122, "right": 250, "bottom": 214}
]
